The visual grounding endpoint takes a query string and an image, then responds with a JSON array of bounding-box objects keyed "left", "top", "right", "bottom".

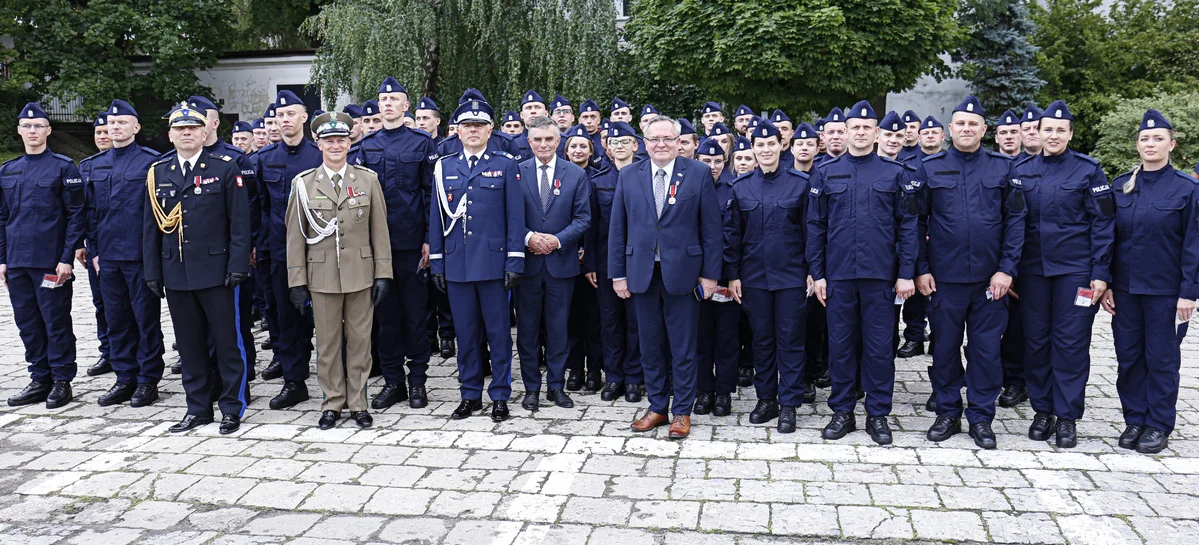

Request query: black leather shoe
[
  {"left": 803, "top": 382, "right": 817, "bottom": 404},
  {"left": 693, "top": 392, "right": 714, "bottom": 415},
  {"left": 777, "top": 406, "right": 797, "bottom": 434},
  {"left": 269, "top": 381, "right": 309, "bottom": 410},
  {"left": 813, "top": 368, "right": 831, "bottom": 389},
  {"left": 491, "top": 401, "right": 510, "bottom": 422},
  {"left": 600, "top": 382, "right": 626, "bottom": 401},
  {"left": 737, "top": 367, "right": 754, "bottom": 387},
  {"left": 86, "top": 358, "right": 112, "bottom": 376},
  {"left": 261, "top": 340, "right": 273, "bottom": 350},
  {"left": 822, "top": 411, "right": 856, "bottom": 440},
  {"left": 451, "top": 399, "right": 483, "bottom": 419},
  {"left": 46, "top": 381, "right": 72, "bottom": 409},
  {"left": 749, "top": 399, "right": 779, "bottom": 424},
  {"left": 440, "top": 339, "right": 456, "bottom": 359},
  {"left": 1028, "top": 413, "right": 1057, "bottom": 441},
  {"left": 925, "top": 392, "right": 936, "bottom": 412},
  {"left": 522, "top": 393, "right": 540, "bottom": 411},
  {"left": 896, "top": 341, "right": 924, "bottom": 358},
  {"left": 1055, "top": 419, "right": 1077, "bottom": 448},
  {"left": 584, "top": 374, "right": 603, "bottom": 393},
  {"left": 1136, "top": 427, "right": 1169, "bottom": 454},
  {"left": 318, "top": 410, "right": 340, "bottom": 429},
  {"left": 866, "top": 416, "right": 893, "bottom": 445},
  {"left": 97, "top": 382, "right": 135, "bottom": 407},
  {"left": 547, "top": 390, "right": 574, "bottom": 408},
  {"left": 130, "top": 383, "right": 159, "bottom": 407},
  {"left": 219, "top": 414, "right": 240, "bottom": 435},
  {"left": 969, "top": 421, "right": 997, "bottom": 449},
  {"left": 371, "top": 383, "right": 408, "bottom": 410},
  {"left": 7, "top": 381, "right": 52, "bottom": 407},
  {"left": 712, "top": 393, "right": 732, "bottom": 417},
  {"left": 625, "top": 384, "right": 644, "bottom": 403},
  {"left": 170, "top": 361, "right": 182, "bottom": 374},
  {"left": 409, "top": 386, "right": 428, "bottom": 409},
  {"left": 351, "top": 411, "right": 372, "bottom": 428},
  {"left": 169, "top": 414, "right": 214, "bottom": 433},
  {"left": 1118, "top": 424, "right": 1144, "bottom": 450},
  {"left": 927, "top": 415, "right": 961, "bottom": 442},
  {"left": 998, "top": 384, "right": 1029, "bottom": 408},
  {"left": 565, "top": 370, "right": 583, "bottom": 392},
  {"left": 261, "top": 359, "right": 283, "bottom": 381}
]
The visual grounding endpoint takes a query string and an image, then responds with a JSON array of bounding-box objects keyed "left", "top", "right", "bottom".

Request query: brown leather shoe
[
  {"left": 631, "top": 411, "right": 669, "bottom": 432},
  {"left": 668, "top": 415, "right": 691, "bottom": 439}
]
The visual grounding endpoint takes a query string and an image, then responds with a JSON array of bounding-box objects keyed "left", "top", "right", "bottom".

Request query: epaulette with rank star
[
  {"left": 215, "top": 155, "right": 233, "bottom": 162},
  {"left": 150, "top": 156, "right": 174, "bottom": 167}
]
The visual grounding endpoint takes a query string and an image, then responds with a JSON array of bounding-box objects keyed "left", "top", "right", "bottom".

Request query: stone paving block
[
  {"left": 678, "top": 440, "right": 739, "bottom": 459},
  {"left": 585, "top": 527, "right": 657, "bottom": 545},
  {"left": 511, "top": 523, "right": 591, "bottom": 545},
  {"left": 699, "top": 501, "right": 769, "bottom": 533},
  {"left": 1057, "top": 514, "right": 1142, "bottom": 545},
  {"left": 735, "top": 443, "right": 796, "bottom": 460},
  {"left": 295, "top": 462, "right": 365, "bottom": 484},
  {"left": 894, "top": 464, "right": 964, "bottom": 485},
  {"left": 670, "top": 478, "right": 736, "bottom": 501},
  {"left": 59, "top": 471, "right": 143, "bottom": 498},
  {"left": 561, "top": 497, "right": 633, "bottom": 526},
  {"left": 462, "top": 450, "right": 530, "bottom": 470},
  {"left": 1141, "top": 492, "right": 1199, "bottom": 519},
  {"left": 771, "top": 504, "right": 840, "bottom": 537},
  {"left": 708, "top": 459, "right": 769, "bottom": 479},
  {"left": 541, "top": 472, "right": 609, "bottom": 497},
  {"left": 64, "top": 528, "right": 143, "bottom": 545},
  {"left": 1022, "top": 468, "right": 1097, "bottom": 490},
  {"left": 16, "top": 471, "right": 90, "bottom": 495},
  {"left": 493, "top": 492, "right": 567, "bottom": 523},
  {"left": 1005, "top": 487, "right": 1085, "bottom": 514},
  {"left": 937, "top": 485, "right": 1013, "bottom": 511},
  {"left": 414, "top": 468, "right": 485, "bottom": 490},
  {"left": 805, "top": 482, "right": 871, "bottom": 506},
  {"left": 426, "top": 490, "right": 502, "bottom": 518},
  {"left": 958, "top": 466, "right": 1033, "bottom": 488},
  {"left": 563, "top": 435, "right": 625, "bottom": 454},
  {"left": 20, "top": 450, "right": 97, "bottom": 471},
  {"left": 74, "top": 452, "right": 148, "bottom": 472},
  {"left": 915, "top": 447, "right": 982, "bottom": 467},
  {"left": 838, "top": 505, "right": 914, "bottom": 540},
  {"left": 1097, "top": 453, "right": 1170, "bottom": 474},
  {"left": 524, "top": 453, "right": 588, "bottom": 473},
  {"left": 238, "top": 458, "right": 312, "bottom": 480},
  {"left": 911, "top": 510, "right": 987, "bottom": 542},
  {"left": 738, "top": 480, "right": 804, "bottom": 503},
  {"left": 443, "top": 519, "right": 523, "bottom": 545},
  {"left": 769, "top": 461, "right": 833, "bottom": 481},
  {"left": 71, "top": 497, "right": 133, "bottom": 525},
  {"left": 477, "top": 469, "right": 520, "bottom": 492},
  {"left": 361, "top": 487, "right": 437, "bottom": 516},
  {"left": 794, "top": 443, "right": 858, "bottom": 462},
  {"left": 581, "top": 455, "right": 646, "bottom": 476},
  {"left": 184, "top": 455, "right": 258, "bottom": 477},
  {"left": 357, "top": 465, "right": 426, "bottom": 488},
  {"left": 304, "top": 515, "right": 386, "bottom": 541},
  {"left": 295, "top": 443, "right": 363, "bottom": 462},
  {"left": 627, "top": 500, "right": 701, "bottom": 530},
  {"left": 983, "top": 512, "right": 1066, "bottom": 544},
  {"left": 1037, "top": 451, "right": 1108, "bottom": 471},
  {"left": 240, "top": 513, "right": 323, "bottom": 537},
  {"left": 508, "top": 434, "right": 568, "bottom": 453},
  {"left": 298, "top": 483, "right": 377, "bottom": 512},
  {"left": 116, "top": 500, "right": 192, "bottom": 530},
  {"left": 404, "top": 448, "right": 469, "bottom": 468},
  {"left": 176, "top": 476, "right": 257, "bottom": 505},
  {"left": 188, "top": 507, "right": 260, "bottom": 532},
  {"left": 0, "top": 495, "right": 75, "bottom": 521},
  {"left": 832, "top": 463, "right": 897, "bottom": 483},
  {"left": 1072, "top": 489, "right": 1157, "bottom": 516},
  {"left": 609, "top": 476, "right": 671, "bottom": 499},
  {"left": 869, "top": 483, "right": 942, "bottom": 508},
  {"left": 623, "top": 437, "right": 680, "bottom": 457},
  {"left": 1129, "top": 516, "right": 1199, "bottom": 545}
]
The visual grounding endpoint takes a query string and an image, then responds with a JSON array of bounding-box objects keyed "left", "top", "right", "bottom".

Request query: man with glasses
[
  {"left": 2, "top": 103, "right": 87, "bottom": 408},
  {"left": 609, "top": 115, "right": 723, "bottom": 439}
]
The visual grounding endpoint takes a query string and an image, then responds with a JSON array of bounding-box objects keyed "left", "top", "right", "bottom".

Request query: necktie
[
  {"left": 182, "top": 160, "right": 193, "bottom": 180},
  {"left": 468, "top": 155, "right": 478, "bottom": 172},
  {"left": 540, "top": 165, "right": 551, "bottom": 213},
  {"left": 654, "top": 168, "right": 667, "bottom": 218},
  {"left": 331, "top": 173, "right": 342, "bottom": 196}
]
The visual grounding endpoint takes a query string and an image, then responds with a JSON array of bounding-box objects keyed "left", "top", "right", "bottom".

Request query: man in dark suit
[
  {"left": 609, "top": 115, "right": 723, "bottom": 439},
  {"left": 515, "top": 116, "right": 591, "bottom": 411}
]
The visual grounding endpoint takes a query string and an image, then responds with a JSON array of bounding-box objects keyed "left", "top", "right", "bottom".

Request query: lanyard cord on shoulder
[
  {"left": 146, "top": 168, "right": 184, "bottom": 261},
  {"left": 434, "top": 158, "right": 468, "bottom": 237},
  {"left": 292, "top": 174, "right": 341, "bottom": 268}
]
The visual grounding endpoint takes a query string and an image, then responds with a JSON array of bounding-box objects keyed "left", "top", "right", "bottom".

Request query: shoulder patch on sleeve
[
  {"left": 1091, "top": 183, "right": 1112, "bottom": 195},
  {"left": 1009, "top": 177, "right": 1023, "bottom": 188},
  {"left": 809, "top": 186, "right": 821, "bottom": 197}
]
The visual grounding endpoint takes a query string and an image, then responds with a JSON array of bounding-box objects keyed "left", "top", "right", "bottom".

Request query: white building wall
[{"left": 193, "top": 52, "right": 352, "bottom": 121}]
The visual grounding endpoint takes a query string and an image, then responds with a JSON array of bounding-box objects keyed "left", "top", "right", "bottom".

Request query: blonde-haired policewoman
[{"left": 286, "top": 112, "right": 393, "bottom": 430}]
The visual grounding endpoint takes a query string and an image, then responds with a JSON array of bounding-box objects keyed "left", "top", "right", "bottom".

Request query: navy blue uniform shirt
[
  {"left": 724, "top": 166, "right": 809, "bottom": 290},
  {"left": 254, "top": 139, "right": 322, "bottom": 257},
  {"left": 350, "top": 125, "right": 438, "bottom": 251},
  {"left": 0, "top": 150, "right": 86, "bottom": 268},
  {"left": 1111, "top": 165, "right": 1199, "bottom": 299},
  {"left": 84, "top": 143, "right": 160, "bottom": 261}
]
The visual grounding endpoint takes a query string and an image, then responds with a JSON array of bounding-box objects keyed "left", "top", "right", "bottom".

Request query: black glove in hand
[
  {"left": 146, "top": 280, "right": 165, "bottom": 299},
  {"left": 225, "top": 272, "right": 250, "bottom": 287},
  {"left": 290, "top": 286, "right": 310, "bottom": 315},
  {"left": 504, "top": 271, "right": 521, "bottom": 291},
  {"left": 371, "top": 279, "right": 389, "bottom": 306},
  {"left": 432, "top": 273, "right": 447, "bottom": 293}
]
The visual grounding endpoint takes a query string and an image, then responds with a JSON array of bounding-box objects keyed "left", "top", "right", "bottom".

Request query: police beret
[
  {"left": 879, "top": 111, "right": 904, "bottom": 132},
  {"left": 264, "top": 103, "right": 276, "bottom": 119},
  {"left": 363, "top": 99, "right": 379, "bottom": 116},
  {"left": 417, "top": 97, "right": 439, "bottom": 112},
  {"left": 902, "top": 110, "right": 920, "bottom": 124},
  {"left": 601, "top": 118, "right": 610, "bottom": 130},
  {"left": 707, "top": 122, "right": 731, "bottom": 137},
  {"left": 311, "top": 112, "right": 354, "bottom": 138},
  {"left": 679, "top": 118, "right": 697, "bottom": 136},
  {"left": 232, "top": 121, "right": 253, "bottom": 133},
  {"left": 551, "top": 94, "right": 571, "bottom": 110},
  {"left": 459, "top": 88, "right": 487, "bottom": 105},
  {"left": 108, "top": 99, "right": 139, "bottom": 118},
  {"left": 996, "top": 110, "right": 1020, "bottom": 127},
  {"left": 18, "top": 102, "right": 48, "bottom": 120},
  {"left": 735, "top": 104, "right": 753, "bottom": 117},
  {"left": 607, "top": 121, "right": 637, "bottom": 139},
  {"left": 1139, "top": 109, "right": 1173, "bottom": 132},
  {"left": 1042, "top": 100, "right": 1074, "bottom": 121},
  {"left": 93, "top": 112, "right": 108, "bottom": 127},
  {"left": 953, "top": 96, "right": 985, "bottom": 118},
  {"left": 252, "top": 118, "right": 265, "bottom": 129},
  {"left": 165, "top": 101, "right": 206, "bottom": 127},
  {"left": 641, "top": 104, "right": 659, "bottom": 117},
  {"left": 847, "top": 100, "right": 877, "bottom": 120},
  {"left": 403, "top": 111, "right": 414, "bottom": 119},
  {"left": 793, "top": 122, "right": 818, "bottom": 140},
  {"left": 276, "top": 90, "right": 303, "bottom": 108},
  {"left": 770, "top": 109, "right": 791, "bottom": 124},
  {"left": 378, "top": 76, "right": 407, "bottom": 95},
  {"left": 702, "top": 102, "right": 722, "bottom": 115},
  {"left": 746, "top": 116, "right": 763, "bottom": 132},
  {"left": 825, "top": 107, "right": 845, "bottom": 123},
  {"left": 502, "top": 110, "right": 520, "bottom": 124},
  {"left": 921, "top": 116, "right": 943, "bottom": 130},
  {"left": 814, "top": 118, "right": 826, "bottom": 131},
  {"left": 453, "top": 99, "right": 495, "bottom": 124},
  {"left": 696, "top": 138, "right": 725, "bottom": 157},
  {"left": 751, "top": 120, "right": 781, "bottom": 140},
  {"left": 564, "top": 124, "right": 590, "bottom": 141},
  {"left": 610, "top": 98, "right": 630, "bottom": 112},
  {"left": 522, "top": 90, "right": 545, "bottom": 106},
  {"left": 732, "top": 136, "right": 752, "bottom": 152},
  {"left": 342, "top": 104, "right": 363, "bottom": 119},
  {"left": 1022, "top": 104, "right": 1044, "bottom": 123},
  {"left": 579, "top": 99, "right": 600, "bottom": 113},
  {"left": 188, "top": 96, "right": 219, "bottom": 112}
]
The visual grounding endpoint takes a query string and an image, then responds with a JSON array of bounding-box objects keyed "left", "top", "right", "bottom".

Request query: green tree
[
  {"left": 953, "top": 0, "right": 1044, "bottom": 117},
  {"left": 230, "top": 0, "right": 324, "bottom": 51},
  {"left": 1091, "top": 92, "right": 1199, "bottom": 180},
  {"left": 624, "top": 0, "right": 964, "bottom": 115},
  {"left": 0, "top": 0, "right": 236, "bottom": 125},
  {"left": 304, "top": 0, "right": 619, "bottom": 111}
]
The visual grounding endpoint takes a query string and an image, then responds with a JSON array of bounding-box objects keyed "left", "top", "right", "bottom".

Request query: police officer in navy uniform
[
  {"left": 511, "top": 90, "right": 546, "bottom": 161},
  {"left": 1015, "top": 100, "right": 1114, "bottom": 448},
  {"left": 914, "top": 96, "right": 1026, "bottom": 449},
  {"left": 80, "top": 112, "right": 113, "bottom": 377},
  {"left": 692, "top": 138, "right": 739, "bottom": 418},
  {"left": 1103, "top": 110, "right": 1199, "bottom": 453},
  {"left": 724, "top": 121, "right": 811, "bottom": 433},
  {"left": 897, "top": 110, "right": 922, "bottom": 162},
  {"left": 254, "top": 90, "right": 322, "bottom": 409},
  {"left": 232, "top": 121, "right": 255, "bottom": 154},
  {"left": 414, "top": 97, "right": 441, "bottom": 140},
  {"left": 145, "top": 103, "right": 251, "bottom": 434},
  {"left": 2, "top": 103, "right": 86, "bottom": 408},
  {"left": 429, "top": 97, "right": 526, "bottom": 422},
  {"left": 807, "top": 100, "right": 918, "bottom": 445},
  {"left": 578, "top": 99, "right": 605, "bottom": 153},
  {"left": 733, "top": 104, "right": 754, "bottom": 137},
  {"left": 350, "top": 76, "right": 438, "bottom": 410},
  {"left": 1018, "top": 105, "right": 1044, "bottom": 160},
  {"left": 84, "top": 99, "right": 167, "bottom": 407},
  {"left": 437, "top": 89, "right": 517, "bottom": 159},
  {"left": 994, "top": 109, "right": 1029, "bottom": 409}
]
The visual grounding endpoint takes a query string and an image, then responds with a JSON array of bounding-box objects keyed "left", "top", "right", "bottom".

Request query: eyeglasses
[
  {"left": 18, "top": 124, "right": 49, "bottom": 131},
  {"left": 608, "top": 138, "right": 635, "bottom": 147},
  {"left": 646, "top": 137, "right": 678, "bottom": 145}
]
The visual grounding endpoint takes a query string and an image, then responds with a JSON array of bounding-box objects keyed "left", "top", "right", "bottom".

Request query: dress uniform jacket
[
  {"left": 437, "top": 131, "right": 518, "bottom": 161},
  {"left": 285, "top": 165, "right": 393, "bottom": 293},
  {"left": 429, "top": 152, "right": 526, "bottom": 281}
]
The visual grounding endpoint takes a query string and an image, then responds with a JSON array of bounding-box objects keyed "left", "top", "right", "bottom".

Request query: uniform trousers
[
  {"left": 167, "top": 285, "right": 249, "bottom": 418},
  {"left": 741, "top": 287, "right": 807, "bottom": 407},
  {"left": 927, "top": 281, "right": 1007, "bottom": 424},
  {"left": 696, "top": 298, "right": 740, "bottom": 395},
  {"left": 448, "top": 279, "right": 513, "bottom": 401},
  {"left": 427, "top": 283, "right": 455, "bottom": 343},
  {"left": 826, "top": 279, "right": 895, "bottom": 416},
  {"left": 7, "top": 268, "right": 76, "bottom": 382},
  {"left": 1001, "top": 297, "right": 1025, "bottom": 387},
  {"left": 1020, "top": 272, "right": 1096, "bottom": 420},
  {"left": 311, "top": 289, "right": 372, "bottom": 411},
  {"left": 99, "top": 259, "right": 165, "bottom": 385},
  {"left": 86, "top": 259, "right": 110, "bottom": 360},
  {"left": 1112, "top": 291, "right": 1185, "bottom": 434},
  {"left": 375, "top": 250, "right": 430, "bottom": 387},
  {"left": 269, "top": 260, "right": 314, "bottom": 381},
  {"left": 567, "top": 275, "right": 603, "bottom": 379},
  {"left": 597, "top": 278, "right": 643, "bottom": 385}
]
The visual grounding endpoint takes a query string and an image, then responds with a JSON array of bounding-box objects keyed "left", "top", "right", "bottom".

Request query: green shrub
[{"left": 1091, "top": 91, "right": 1199, "bottom": 180}]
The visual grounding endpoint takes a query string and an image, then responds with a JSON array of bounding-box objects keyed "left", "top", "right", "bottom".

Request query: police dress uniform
[
  {"left": 437, "top": 90, "right": 519, "bottom": 160},
  {"left": 806, "top": 101, "right": 918, "bottom": 442},
  {"left": 144, "top": 105, "right": 251, "bottom": 433},
  {"left": 914, "top": 97, "right": 1027, "bottom": 448},
  {"left": 1, "top": 103, "right": 86, "bottom": 408},
  {"left": 1108, "top": 110, "right": 1199, "bottom": 453},
  {"left": 1014, "top": 100, "right": 1115, "bottom": 448}
]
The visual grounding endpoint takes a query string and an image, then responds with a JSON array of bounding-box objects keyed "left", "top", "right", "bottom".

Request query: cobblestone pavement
[{"left": 0, "top": 267, "right": 1196, "bottom": 545}]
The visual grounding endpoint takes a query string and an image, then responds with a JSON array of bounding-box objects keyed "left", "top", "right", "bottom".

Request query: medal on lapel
[
  {"left": 668, "top": 182, "right": 678, "bottom": 205},
  {"left": 194, "top": 176, "right": 202, "bottom": 195},
  {"left": 553, "top": 179, "right": 561, "bottom": 196}
]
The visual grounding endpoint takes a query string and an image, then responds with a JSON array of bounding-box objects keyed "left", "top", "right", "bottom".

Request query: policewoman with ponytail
[{"left": 1100, "top": 109, "right": 1199, "bottom": 454}]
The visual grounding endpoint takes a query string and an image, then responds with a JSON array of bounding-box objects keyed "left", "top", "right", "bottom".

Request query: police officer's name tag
[
  {"left": 41, "top": 274, "right": 65, "bottom": 289},
  {"left": 1075, "top": 287, "right": 1095, "bottom": 307}
]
